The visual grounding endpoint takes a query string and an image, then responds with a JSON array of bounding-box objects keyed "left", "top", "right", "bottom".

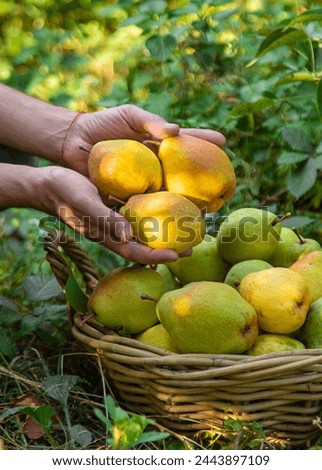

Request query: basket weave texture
[{"left": 44, "top": 230, "right": 322, "bottom": 449}]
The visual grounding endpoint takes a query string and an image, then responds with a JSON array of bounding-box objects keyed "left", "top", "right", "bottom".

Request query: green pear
[
  {"left": 154, "top": 264, "right": 181, "bottom": 291},
  {"left": 157, "top": 135, "right": 236, "bottom": 212},
  {"left": 300, "top": 297, "right": 322, "bottom": 348},
  {"left": 216, "top": 207, "right": 282, "bottom": 264},
  {"left": 87, "top": 265, "right": 168, "bottom": 335},
  {"left": 269, "top": 227, "right": 299, "bottom": 267},
  {"left": 290, "top": 251, "right": 322, "bottom": 303},
  {"left": 156, "top": 281, "right": 258, "bottom": 354},
  {"left": 286, "top": 228, "right": 321, "bottom": 266},
  {"left": 166, "top": 235, "right": 230, "bottom": 285},
  {"left": 119, "top": 191, "right": 205, "bottom": 253},
  {"left": 224, "top": 259, "right": 273, "bottom": 291},
  {"left": 246, "top": 334, "right": 305, "bottom": 356},
  {"left": 88, "top": 139, "right": 162, "bottom": 202},
  {"left": 135, "top": 324, "right": 179, "bottom": 352}
]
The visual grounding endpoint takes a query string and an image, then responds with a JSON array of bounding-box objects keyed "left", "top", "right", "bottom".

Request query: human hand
[
  {"left": 39, "top": 166, "right": 191, "bottom": 265},
  {"left": 62, "top": 104, "right": 226, "bottom": 175}
]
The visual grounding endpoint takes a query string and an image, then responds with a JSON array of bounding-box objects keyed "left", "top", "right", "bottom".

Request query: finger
[
  {"left": 179, "top": 128, "right": 227, "bottom": 147},
  {"left": 104, "top": 238, "right": 180, "bottom": 265},
  {"left": 144, "top": 121, "right": 180, "bottom": 139},
  {"left": 178, "top": 248, "right": 193, "bottom": 258},
  {"left": 123, "top": 106, "right": 180, "bottom": 139}
]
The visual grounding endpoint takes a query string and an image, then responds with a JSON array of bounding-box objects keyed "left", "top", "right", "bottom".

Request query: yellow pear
[
  {"left": 135, "top": 324, "right": 179, "bottom": 353},
  {"left": 290, "top": 251, "right": 322, "bottom": 303},
  {"left": 87, "top": 265, "right": 168, "bottom": 335},
  {"left": 119, "top": 191, "right": 205, "bottom": 253},
  {"left": 156, "top": 282, "right": 258, "bottom": 354},
  {"left": 167, "top": 234, "right": 230, "bottom": 285},
  {"left": 246, "top": 334, "right": 305, "bottom": 356},
  {"left": 157, "top": 135, "right": 236, "bottom": 213},
  {"left": 239, "top": 267, "right": 311, "bottom": 334},
  {"left": 88, "top": 139, "right": 162, "bottom": 202}
]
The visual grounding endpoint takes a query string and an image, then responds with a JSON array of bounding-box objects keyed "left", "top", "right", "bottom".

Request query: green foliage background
[{"left": 0, "top": 0, "right": 322, "bottom": 450}]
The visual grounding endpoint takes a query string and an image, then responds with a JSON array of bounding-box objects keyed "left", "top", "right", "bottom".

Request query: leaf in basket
[
  {"left": 65, "top": 272, "right": 89, "bottom": 313},
  {"left": 22, "top": 275, "right": 63, "bottom": 301}
]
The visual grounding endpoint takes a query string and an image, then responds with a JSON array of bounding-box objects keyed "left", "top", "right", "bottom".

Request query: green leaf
[
  {"left": 146, "top": 34, "right": 177, "bottom": 62},
  {"left": 256, "top": 28, "right": 308, "bottom": 58},
  {"left": 314, "top": 155, "right": 322, "bottom": 170},
  {"left": 318, "top": 79, "right": 322, "bottom": 118},
  {"left": 288, "top": 9, "right": 322, "bottom": 27},
  {"left": 281, "top": 127, "right": 312, "bottom": 153},
  {"left": 280, "top": 216, "right": 315, "bottom": 228},
  {"left": 133, "top": 430, "right": 170, "bottom": 446},
  {"left": 70, "top": 425, "right": 92, "bottom": 447},
  {"left": 22, "top": 275, "right": 63, "bottom": 301},
  {"left": 43, "top": 375, "right": 78, "bottom": 406},
  {"left": 286, "top": 158, "right": 317, "bottom": 199},
  {"left": 105, "top": 395, "right": 129, "bottom": 422},
  {"left": 65, "top": 272, "right": 89, "bottom": 314},
  {"left": 0, "top": 327, "right": 17, "bottom": 358},
  {"left": 277, "top": 152, "right": 309, "bottom": 165},
  {"left": 230, "top": 98, "right": 275, "bottom": 117}
]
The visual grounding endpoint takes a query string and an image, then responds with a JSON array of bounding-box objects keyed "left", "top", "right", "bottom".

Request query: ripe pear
[
  {"left": 246, "top": 334, "right": 305, "bottom": 356},
  {"left": 300, "top": 297, "right": 322, "bottom": 349},
  {"left": 290, "top": 251, "right": 322, "bottom": 303},
  {"left": 216, "top": 207, "right": 282, "bottom": 264},
  {"left": 286, "top": 229, "right": 321, "bottom": 266},
  {"left": 239, "top": 267, "right": 311, "bottom": 334},
  {"left": 88, "top": 139, "right": 162, "bottom": 202},
  {"left": 156, "top": 281, "right": 258, "bottom": 354},
  {"left": 87, "top": 265, "right": 168, "bottom": 335},
  {"left": 166, "top": 234, "right": 230, "bottom": 285},
  {"left": 135, "top": 324, "right": 179, "bottom": 353},
  {"left": 119, "top": 191, "right": 205, "bottom": 253},
  {"left": 157, "top": 135, "right": 236, "bottom": 213},
  {"left": 224, "top": 259, "right": 273, "bottom": 291},
  {"left": 269, "top": 227, "right": 299, "bottom": 267}
]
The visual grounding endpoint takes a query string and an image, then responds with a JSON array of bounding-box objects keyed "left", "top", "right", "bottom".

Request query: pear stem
[
  {"left": 106, "top": 195, "right": 127, "bottom": 206},
  {"left": 79, "top": 143, "right": 92, "bottom": 154},
  {"left": 140, "top": 293, "right": 159, "bottom": 303},
  {"left": 292, "top": 227, "right": 305, "bottom": 245},
  {"left": 272, "top": 212, "right": 292, "bottom": 226}
]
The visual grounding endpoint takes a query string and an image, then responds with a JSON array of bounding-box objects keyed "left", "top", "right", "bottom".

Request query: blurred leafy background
[{"left": 0, "top": 0, "right": 322, "bottom": 449}]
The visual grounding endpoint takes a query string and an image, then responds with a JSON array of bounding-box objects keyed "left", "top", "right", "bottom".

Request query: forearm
[
  {"left": 0, "top": 84, "right": 77, "bottom": 163},
  {"left": 0, "top": 163, "right": 47, "bottom": 212}
]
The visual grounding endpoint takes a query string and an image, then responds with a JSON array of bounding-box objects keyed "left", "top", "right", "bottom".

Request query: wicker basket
[{"left": 44, "top": 230, "right": 322, "bottom": 449}]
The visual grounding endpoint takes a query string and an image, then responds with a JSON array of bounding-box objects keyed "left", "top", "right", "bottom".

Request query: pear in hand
[
  {"left": 87, "top": 265, "right": 168, "bottom": 335},
  {"left": 157, "top": 135, "right": 236, "bottom": 213},
  {"left": 216, "top": 207, "right": 282, "bottom": 264},
  {"left": 119, "top": 191, "right": 205, "bottom": 253},
  {"left": 88, "top": 139, "right": 162, "bottom": 203},
  {"left": 156, "top": 281, "right": 258, "bottom": 354}
]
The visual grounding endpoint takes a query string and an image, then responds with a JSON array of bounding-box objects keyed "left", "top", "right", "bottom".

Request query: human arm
[
  {"left": 0, "top": 84, "right": 226, "bottom": 175},
  {"left": 0, "top": 163, "right": 184, "bottom": 264}
]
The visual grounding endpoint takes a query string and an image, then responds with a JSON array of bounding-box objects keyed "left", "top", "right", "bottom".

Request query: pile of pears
[
  {"left": 86, "top": 134, "right": 322, "bottom": 356},
  {"left": 88, "top": 135, "right": 236, "bottom": 253}
]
